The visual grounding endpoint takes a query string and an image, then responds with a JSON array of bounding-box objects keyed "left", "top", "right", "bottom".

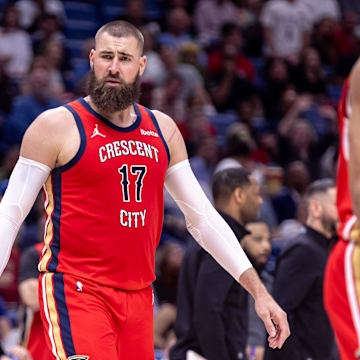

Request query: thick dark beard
[{"left": 88, "top": 68, "right": 140, "bottom": 113}]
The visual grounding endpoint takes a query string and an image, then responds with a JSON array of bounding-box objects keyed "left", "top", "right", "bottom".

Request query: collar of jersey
[{"left": 78, "top": 98, "right": 142, "bottom": 132}]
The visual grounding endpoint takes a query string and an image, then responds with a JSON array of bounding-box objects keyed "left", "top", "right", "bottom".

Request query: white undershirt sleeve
[
  {"left": 165, "top": 159, "right": 253, "bottom": 281},
  {"left": 0, "top": 157, "right": 51, "bottom": 275}
]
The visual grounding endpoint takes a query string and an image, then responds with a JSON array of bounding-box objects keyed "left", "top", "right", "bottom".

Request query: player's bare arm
[
  {"left": 0, "top": 106, "right": 79, "bottom": 278},
  {"left": 20, "top": 106, "right": 80, "bottom": 169},
  {"left": 153, "top": 110, "right": 290, "bottom": 349},
  {"left": 348, "top": 59, "right": 360, "bottom": 222}
]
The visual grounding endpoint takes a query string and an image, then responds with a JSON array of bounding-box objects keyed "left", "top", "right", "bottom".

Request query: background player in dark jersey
[{"left": 0, "top": 21, "right": 289, "bottom": 359}]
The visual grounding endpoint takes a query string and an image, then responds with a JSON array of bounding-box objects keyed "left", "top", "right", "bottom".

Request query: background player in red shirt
[
  {"left": 324, "top": 62, "right": 360, "bottom": 359},
  {"left": 0, "top": 21, "right": 289, "bottom": 359}
]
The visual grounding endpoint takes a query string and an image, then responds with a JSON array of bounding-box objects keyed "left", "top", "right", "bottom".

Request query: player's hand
[{"left": 254, "top": 293, "right": 290, "bottom": 349}]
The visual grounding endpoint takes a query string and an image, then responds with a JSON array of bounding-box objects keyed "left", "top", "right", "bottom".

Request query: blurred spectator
[
  {"left": 157, "top": 41, "right": 204, "bottom": 102},
  {"left": 179, "top": 109, "right": 217, "bottom": 157},
  {"left": 158, "top": 7, "right": 192, "bottom": 50},
  {"left": 271, "top": 161, "right": 310, "bottom": 224},
  {"left": 18, "top": 243, "right": 52, "bottom": 360},
  {"left": 0, "top": 60, "right": 18, "bottom": 116},
  {"left": 208, "top": 23, "right": 255, "bottom": 82},
  {"left": 2, "top": 57, "right": 61, "bottom": 149},
  {"left": 338, "top": 0, "right": 360, "bottom": 17},
  {"left": 262, "top": 58, "right": 291, "bottom": 120},
  {"left": 186, "top": 85, "right": 216, "bottom": 117},
  {"left": 123, "top": 0, "right": 148, "bottom": 28},
  {"left": 31, "top": 13, "right": 64, "bottom": 55},
  {"left": 154, "top": 242, "right": 184, "bottom": 306},
  {"left": 194, "top": 0, "right": 239, "bottom": 46},
  {"left": 70, "top": 38, "right": 94, "bottom": 91},
  {"left": 39, "top": 40, "right": 66, "bottom": 99},
  {"left": 0, "top": 297, "right": 11, "bottom": 349},
  {"left": 214, "top": 123, "right": 259, "bottom": 176},
  {"left": 152, "top": 72, "right": 186, "bottom": 122},
  {"left": 190, "top": 135, "right": 219, "bottom": 198},
  {"left": 278, "top": 96, "right": 318, "bottom": 165},
  {"left": 154, "top": 302, "right": 177, "bottom": 357},
  {"left": 261, "top": 0, "right": 312, "bottom": 63},
  {"left": 141, "top": 25, "right": 167, "bottom": 86},
  {"left": 153, "top": 242, "right": 184, "bottom": 356},
  {"left": 333, "top": 12, "right": 360, "bottom": 77},
  {"left": 311, "top": 18, "right": 337, "bottom": 67},
  {"left": 0, "top": 146, "right": 20, "bottom": 181},
  {"left": 242, "top": 220, "right": 273, "bottom": 360},
  {"left": 293, "top": 47, "right": 327, "bottom": 94},
  {"left": 15, "top": 0, "right": 65, "bottom": 31},
  {"left": 242, "top": 0, "right": 266, "bottom": 58},
  {"left": 170, "top": 167, "right": 262, "bottom": 360},
  {"left": 299, "top": 0, "right": 341, "bottom": 24},
  {"left": 0, "top": 4, "right": 33, "bottom": 81},
  {"left": 207, "top": 23, "right": 255, "bottom": 111},
  {"left": 266, "top": 179, "right": 338, "bottom": 360}
]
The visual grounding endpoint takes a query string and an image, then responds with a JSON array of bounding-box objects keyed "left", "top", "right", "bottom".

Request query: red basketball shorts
[
  {"left": 324, "top": 239, "right": 360, "bottom": 360},
  {"left": 38, "top": 272, "right": 154, "bottom": 359}
]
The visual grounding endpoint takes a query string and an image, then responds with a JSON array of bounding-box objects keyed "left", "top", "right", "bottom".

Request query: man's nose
[{"left": 109, "top": 58, "right": 120, "bottom": 74}]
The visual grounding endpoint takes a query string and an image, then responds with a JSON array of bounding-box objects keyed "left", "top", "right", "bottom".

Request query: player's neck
[{"left": 85, "top": 96, "right": 137, "bottom": 128}]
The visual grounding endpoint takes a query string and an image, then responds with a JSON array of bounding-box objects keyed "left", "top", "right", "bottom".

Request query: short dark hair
[
  {"left": 95, "top": 20, "right": 144, "bottom": 53},
  {"left": 306, "top": 178, "right": 335, "bottom": 199},
  {"left": 212, "top": 167, "right": 251, "bottom": 202}
]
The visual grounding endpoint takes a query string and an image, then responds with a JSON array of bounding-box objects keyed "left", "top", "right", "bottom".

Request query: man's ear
[
  {"left": 89, "top": 48, "right": 95, "bottom": 69},
  {"left": 309, "top": 199, "right": 322, "bottom": 219},
  {"left": 139, "top": 55, "right": 147, "bottom": 76},
  {"left": 233, "top": 187, "right": 246, "bottom": 206}
]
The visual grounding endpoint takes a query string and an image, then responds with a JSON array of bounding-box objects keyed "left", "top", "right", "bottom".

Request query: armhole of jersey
[
  {"left": 55, "top": 104, "right": 87, "bottom": 172},
  {"left": 144, "top": 107, "right": 170, "bottom": 164}
]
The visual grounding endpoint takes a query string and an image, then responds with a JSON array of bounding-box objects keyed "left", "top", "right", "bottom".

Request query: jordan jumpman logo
[{"left": 91, "top": 124, "right": 106, "bottom": 138}]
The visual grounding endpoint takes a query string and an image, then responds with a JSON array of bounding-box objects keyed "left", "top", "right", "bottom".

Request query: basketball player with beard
[
  {"left": 0, "top": 21, "right": 289, "bottom": 359},
  {"left": 266, "top": 179, "right": 338, "bottom": 360}
]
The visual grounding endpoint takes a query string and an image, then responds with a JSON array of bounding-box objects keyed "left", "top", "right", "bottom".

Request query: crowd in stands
[{"left": 0, "top": 0, "right": 358, "bottom": 359}]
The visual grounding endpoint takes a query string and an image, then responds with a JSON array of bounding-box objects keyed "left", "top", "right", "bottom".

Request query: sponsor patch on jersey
[
  {"left": 140, "top": 128, "right": 159, "bottom": 137},
  {"left": 68, "top": 356, "right": 89, "bottom": 360}
]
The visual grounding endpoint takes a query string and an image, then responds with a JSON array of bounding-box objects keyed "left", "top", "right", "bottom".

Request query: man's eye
[{"left": 102, "top": 55, "right": 112, "bottom": 59}]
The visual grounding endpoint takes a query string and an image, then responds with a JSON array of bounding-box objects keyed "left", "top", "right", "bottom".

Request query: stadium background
[{"left": 0, "top": 0, "right": 357, "bottom": 359}]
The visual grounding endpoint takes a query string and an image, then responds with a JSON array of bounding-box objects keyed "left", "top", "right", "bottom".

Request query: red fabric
[
  {"left": 336, "top": 78, "right": 355, "bottom": 240},
  {"left": 27, "top": 311, "right": 52, "bottom": 360},
  {"left": 208, "top": 51, "right": 255, "bottom": 81},
  {"left": 0, "top": 247, "right": 20, "bottom": 303},
  {"left": 39, "top": 272, "right": 154, "bottom": 359},
  {"left": 333, "top": 29, "right": 358, "bottom": 56},
  {"left": 324, "top": 239, "right": 359, "bottom": 360},
  {"left": 39, "top": 100, "right": 169, "bottom": 290}
]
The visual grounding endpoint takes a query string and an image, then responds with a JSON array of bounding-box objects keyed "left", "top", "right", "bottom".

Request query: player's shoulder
[
  {"left": 29, "top": 105, "right": 76, "bottom": 135},
  {"left": 150, "top": 109, "right": 178, "bottom": 138}
]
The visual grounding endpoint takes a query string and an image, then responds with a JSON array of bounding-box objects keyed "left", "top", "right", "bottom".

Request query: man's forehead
[
  {"left": 246, "top": 222, "right": 269, "bottom": 233},
  {"left": 96, "top": 32, "right": 139, "bottom": 52}
]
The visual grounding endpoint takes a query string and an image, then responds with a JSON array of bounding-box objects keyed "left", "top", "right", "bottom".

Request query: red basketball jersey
[
  {"left": 337, "top": 78, "right": 358, "bottom": 240},
  {"left": 39, "top": 99, "right": 169, "bottom": 290}
]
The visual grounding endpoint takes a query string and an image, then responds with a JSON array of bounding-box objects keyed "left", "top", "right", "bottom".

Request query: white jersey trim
[{"left": 42, "top": 273, "right": 61, "bottom": 360}]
